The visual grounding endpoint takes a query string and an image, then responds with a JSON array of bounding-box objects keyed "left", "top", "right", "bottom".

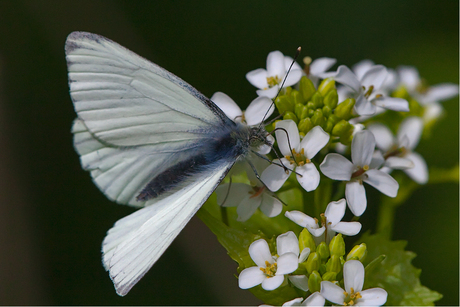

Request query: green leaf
[{"left": 356, "top": 232, "right": 442, "bottom": 306}]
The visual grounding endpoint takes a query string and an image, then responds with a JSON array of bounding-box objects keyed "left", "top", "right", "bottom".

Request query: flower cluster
[{"left": 209, "top": 50, "right": 458, "bottom": 306}]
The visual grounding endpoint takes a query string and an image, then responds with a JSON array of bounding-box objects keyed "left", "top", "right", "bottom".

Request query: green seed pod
[
  {"left": 308, "top": 270, "right": 322, "bottom": 293},
  {"left": 334, "top": 98, "right": 355, "bottom": 120},
  {"left": 298, "top": 117, "right": 313, "bottom": 134},
  {"left": 329, "top": 234, "right": 345, "bottom": 257},
  {"left": 317, "top": 242, "right": 330, "bottom": 261},
  {"left": 299, "top": 228, "right": 316, "bottom": 252},
  {"left": 324, "top": 88, "right": 339, "bottom": 109},
  {"left": 318, "top": 77, "right": 336, "bottom": 97},
  {"left": 346, "top": 243, "right": 367, "bottom": 261},
  {"left": 283, "top": 111, "right": 298, "bottom": 124},
  {"left": 299, "top": 76, "right": 316, "bottom": 102},
  {"left": 306, "top": 252, "right": 321, "bottom": 274},
  {"left": 311, "top": 92, "right": 324, "bottom": 109},
  {"left": 326, "top": 254, "right": 342, "bottom": 274}
]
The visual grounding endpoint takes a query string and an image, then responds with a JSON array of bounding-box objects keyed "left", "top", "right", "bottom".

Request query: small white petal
[
  {"left": 370, "top": 150, "right": 385, "bottom": 169},
  {"left": 367, "top": 124, "right": 394, "bottom": 152},
  {"left": 284, "top": 69, "right": 303, "bottom": 87},
  {"left": 261, "top": 159, "right": 291, "bottom": 192},
  {"left": 284, "top": 56, "right": 302, "bottom": 71},
  {"left": 345, "top": 181, "right": 367, "bottom": 216},
  {"left": 320, "top": 154, "right": 354, "bottom": 181},
  {"left": 331, "top": 221, "right": 362, "bottom": 236},
  {"left": 289, "top": 275, "right": 309, "bottom": 291},
  {"left": 355, "top": 94, "right": 377, "bottom": 115},
  {"left": 404, "top": 152, "right": 428, "bottom": 184},
  {"left": 334, "top": 65, "right": 362, "bottom": 93},
  {"left": 266, "top": 51, "right": 286, "bottom": 77},
  {"left": 285, "top": 211, "right": 319, "bottom": 229},
  {"left": 300, "top": 126, "right": 330, "bottom": 159},
  {"left": 351, "top": 131, "right": 376, "bottom": 167},
  {"left": 320, "top": 281, "right": 345, "bottom": 305},
  {"left": 385, "top": 156, "right": 414, "bottom": 169},
  {"left": 360, "top": 65, "right": 387, "bottom": 90},
  {"left": 357, "top": 288, "right": 388, "bottom": 306},
  {"left": 421, "top": 83, "right": 459, "bottom": 103},
  {"left": 276, "top": 252, "right": 299, "bottom": 275},
  {"left": 423, "top": 102, "right": 443, "bottom": 122},
  {"left": 259, "top": 194, "right": 283, "bottom": 218},
  {"left": 364, "top": 169, "right": 399, "bottom": 197},
  {"left": 310, "top": 57, "right": 337, "bottom": 76},
  {"left": 296, "top": 163, "right": 321, "bottom": 192},
  {"left": 277, "top": 231, "right": 300, "bottom": 256},
  {"left": 307, "top": 225, "right": 326, "bottom": 237},
  {"left": 245, "top": 96, "right": 275, "bottom": 125},
  {"left": 303, "top": 291, "right": 325, "bottom": 307},
  {"left": 246, "top": 68, "right": 269, "bottom": 89},
  {"left": 238, "top": 266, "right": 266, "bottom": 289},
  {"left": 343, "top": 260, "right": 365, "bottom": 293},
  {"left": 211, "top": 92, "right": 243, "bottom": 122},
  {"left": 236, "top": 195, "right": 261, "bottom": 222},
  {"left": 372, "top": 96, "right": 409, "bottom": 112},
  {"left": 283, "top": 297, "right": 304, "bottom": 306},
  {"left": 216, "top": 183, "right": 252, "bottom": 207},
  {"left": 352, "top": 59, "right": 374, "bottom": 80},
  {"left": 397, "top": 65, "right": 420, "bottom": 92},
  {"left": 258, "top": 135, "right": 275, "bottom": 155},
  {"left": 249, "top": 239, "right": 273, "bottom": 267},
  {"left": 276, "top": 120, "right": 301, "bottom": 156},
  {"left": 261, "top": 275, "right": 284, "bottom": 291},
  {"left": 324, "top": 199, "right": 346, "bottom": 226},
  {"left": 397, "top": 116, "right": 423, "bottom": 150},
  {"left": 256, "top": 86, "right": 281, "bottom": 99},
  {"left": 299, "top": 248, "right": 310, "bottom": 263}
]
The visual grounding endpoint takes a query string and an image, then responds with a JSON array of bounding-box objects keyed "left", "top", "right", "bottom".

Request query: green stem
[
  {"left": 220, "top": 206, "right": 229, "bottom": 227},
  {"left": 376, "top": 200, "right": 397, "bottom": 239}
]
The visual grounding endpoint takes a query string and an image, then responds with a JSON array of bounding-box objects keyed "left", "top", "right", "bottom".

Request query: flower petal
[
  {"left": 261, "top": 158, "right": 291, "bottom": 192},
  {"left": 345, "top": 181, "right": 367, "bottom": 216},
  {"left": 357, "top": 288, "right": 388, "bottom": 306},
  {"left": 367, "top": 124, "right": 394, "bottom": 152},
  {"left": 277, "top": 231, "right": 300, "bottom": 256},
  {"left": 285, "top": 210, "right": 318, "bottom": 229},
  {"left": 256, "top": 86, "right": 281, "bottom": 99},
  {"left": 288, "top": 275, "right": 309, "bottom": 291},
  {"left": 320, "top": 281, "right": 345, "bottom": 305},
  {"left": 351, "top": 131, "right": 376, "bottom": 167},
  {"left": 246, "top": 68, "right": 269, "bottom": 89},
  {"left": 282, "top": 297, "right": 304, "bottom": 306},
  {"left": 360, "top": 65, "right": 387, "bottom": 90},
  {"left": 300, "top": 126, "right": 330, "bottom": 159},
  {"left": 296, "top": 163, "right": 321, "bottom": 192},
  {"left": 355, "top": 94, "right": 377, "bottom": 115},
  {"left": 372, "top": 96, "right": 409, "bottom": 112},
  {"left": 331, "top": 221, "right": 362, "bottom": 236},
  {"left": 261, "top": 275, "right": 285, "bottom": 291},
  {"left": 385, "top": 156, "right": 414, "bottom": 169},
  {"left": 249, "top": 239, "right": 273, "bottom": 267},
  {"left": 236, "top": 195, "right": 261, "bottom": 222},
  {"left": 397, "top": 65, "right": 420, "bottom": 92},
  {"left": 397, "top": 116, "right": 423, "bottom": 150},
  {"left": 364, "top": 169, "right": 399, "bottom": 197},
  {"left": 211, "top": 92, "right": 243, "bottom": 122},
  {"left": 324, "top": 199, "right": 346, "bottom": 226},
  {"left": 260, "top": 194, "right": 283, "bottom": 218},
  {"left": 276, "top": 252, "right": 299, "bottom": 274},
  {"left": 303, "top": 291, "right": 326, "bottom": 307},
  {"left": 421, "top": 83, "right": 459, "bottom": 103},
  {"left": 299, "top": 248, "right": 310, "bottom": 263},
  {"left": 343, "top": 260, "right": 365, "bottom": 293},
  {"left": 276, "top": 120, "right": 301, "bottom": 156},
  {"left": 310, "top": 57, "right": 337, "bottom": 76},
  {"left": 320, "top": 153, "right": 354, "bottom": 181},
  {"left": 352, "top": 59, "right": 374, "bottom": 80},
  {"left": 238, "top": 266, "right": 266, "bottom": 289},
  {"left": 266, "top": 51, "right": 286, "bottom": 77},
  {"left": 284, "top": 69, "right": 303, "bottom": 87},
  {"left": 334, "top": 65, "right": 362, "bottom": 93},
  {"left": 216, "top": 183, "right": 252, "bottom": 207},
  {"left": 404, "top": 152, "right": 428, "bottom": 184},
  {"left": 245, "top": 96, "right": 275, "bottom": 125}
]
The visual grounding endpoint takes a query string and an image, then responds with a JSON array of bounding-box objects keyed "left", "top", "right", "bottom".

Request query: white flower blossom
[
  {"left": 261, "top": 292, "right": 325, "bottom": 306},
  {"left": 331, "top": 65, "right": 409, "bottom": 115},
  {"left": 238, "top": 233, "right": 298, "bottom": 291},
  {"left": 320, "top": 130, "right": 399, "bottom": 216},
  {"left": 320, "top": 260, "right": 387, "bottom": 306},
  {"left": 261, "top": 120, "right": 330, "bottom": 192},
  {"left": 246, "top": 51, "right": 303, "bottom": 98},
  {"left": 285, "top": 199, "right": 362, "bottom": 243},
  {"left": 368, "top": 116, "right": 428, "bottom": 184},
  {"left": 303, "top": 56, "right": 337, "bottom": 86}
]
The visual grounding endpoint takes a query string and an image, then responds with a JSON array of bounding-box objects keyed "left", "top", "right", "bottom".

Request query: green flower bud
[
  {"left": 319, "top": 263, "right": 327, "bottom": 276},
  {"left": 311, "top": 92, "right": 324, "bottom": 109},
  {"left": 332, "top": 119, "right": 353, "bottom": 137},
  {"left": 346, "top": 243, "right": 367, "bottom": 261},
  {"left": 339, "top": 128, "right": 354, "bottom": 146},
  {"left": 275, "top": 95, "right": 294, "bottom": 114},
  {"left": 291, "top": 89, "right": 304, "bottom": 105},
  {"left": 324, "top": 88, "right": 339, "bottom": 109},
  {"left": 328, "top": 114, "right": 340, "bottom": 125},
  {"left": 311, "top": 109, "right": 325, "bottom": 127},
  {"left": 295, "top": 103, "right": 309, "bottom": 120},
  {"left": 317, "top": 242, "right": 330, "bottom": 261},
  {"left": 283, "top": 111, "right": 298, "bottom": 124},
  {"left": 318, "top": 78, "right": 336, "bottom": 97},
  {"left": 335, "top": 98, "right": 355, "bottom": 120},
  {"left": 329, "top": 234, "right": 345, "bottom": 257},
  {"left": 326, "top": 255, "right": 342, "bottom": 274},
  {"left": 324, "top": 120, "right": 334, "bottom": 133},
  {"left": 306, "top": 101, "right": 315, "bottom": 110},
  {"left": 322, "top": 271, "right": 337, "bottom": 282},
  {"left": 306, "top": 252, "right": 320, "bottom": 274},
  {"left": 322, "top": 105, "right": 331, "bottom": 117},
  {"left": 299, "top": 228, "right": 316, "bottom": 252},
  {"left": 299, "top": 76, "right": 316, "bottom": 102},
  {"left": 298, "top": 117, "right": 313, "bottom": 134},
  {"left": 308, "top": 270, "right": 322, "bottom": 293}
]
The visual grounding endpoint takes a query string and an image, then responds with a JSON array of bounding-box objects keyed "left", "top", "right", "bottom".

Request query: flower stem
[{"left": 220, "top": 206, "right": 229, "bottom": 226}]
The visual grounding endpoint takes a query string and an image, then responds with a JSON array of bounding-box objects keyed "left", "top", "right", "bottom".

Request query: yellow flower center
[
  {"left": 363, "top": 85, "right": 375, "bottom": 98},
  {"left": 343, "top": 287, "right": 363, "bottom": 306},
  {"left": 260, "top": 260, "right": 277, "bottom": 277},
  {"left": 284, "top": 148, "right": 310, "bottom": 166},
  {"left": 266, "top": 75, "right": 282, "bottom": 88}
]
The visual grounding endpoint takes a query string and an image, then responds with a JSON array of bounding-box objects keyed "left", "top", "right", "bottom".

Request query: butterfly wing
[{"left": 66, "top": 31, "right": 234, "bottom": 206}]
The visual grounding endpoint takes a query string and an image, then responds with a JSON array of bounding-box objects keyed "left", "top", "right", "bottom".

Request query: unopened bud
[
  {"left": 275, "top": 96, "right": 294, "bottom": 114},
  {"left": 295, "top": 103, "right": 309, "bottom": 120},
  {"left": 298, "top": 117, "right": 313, "bottom": 134},
  {"left": 283, "top": 111, "right": 298, "bottom": 124},
  {"left": 308, "top": 270, "right": 322, "bottom": 293},
  {"left": 311, "top": 92, "right": 324, "bottom": 109},
  {"left": 332, "top": 119, "right": 353, "bottom": 137},
  {"left": 299, "top": 228, "right": 316, "bottom": 252},
  {"left": 291, "top": 89, "right": 304, "bottom": 105},
  {"left": 346, "top": 243, "right": 367, "bottom": 261},
  {"left": 317, "top": 242, "right": 330, "bottom": 261},
  {"left": 329, "top": 234, "right": 345, "bottom": 257},
  {"left": 322, "top": 271, "right": 337, "bottom": 282},
  {"left": 326, "top": 255, "right": 342, "bottom": 274},
  {"left": 299, "top": 76, "right": 316, "bottom": 102},
  {"left": 335, "top": 98, "right": 355, "bottom": 120},
  {"left": 311, "top": 109, "right": 325, "bottom": 127},
  {"left": 318, "top": 78, "right": 336, "bottom": 97},
  {"left": 306, "top": 252, "right": 320, "bottom": 274},
  {"left": 324, "top": 88, "right": 338, "bottom": 109}
]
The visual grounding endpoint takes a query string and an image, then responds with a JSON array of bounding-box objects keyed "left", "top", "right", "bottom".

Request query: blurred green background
[{"left": 0, "top": 1, "right": 457, "bottom": 305}]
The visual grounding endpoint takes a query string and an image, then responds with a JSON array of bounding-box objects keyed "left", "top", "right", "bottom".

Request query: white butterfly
[{"left": 66, "top": 32, "right": 272, "bottom": 296}]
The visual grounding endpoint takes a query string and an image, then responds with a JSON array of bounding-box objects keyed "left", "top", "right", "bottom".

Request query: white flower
[
  {"left": 285, "top": 199, "right": 362, "bottom": 243},
  {"left": 261, "top": 120, "right": 330, "bottom": 192},
  {"left": 320, "top": 260, "right": 387, "bottom": 306},
  {"left": 320, "top": 130, "right": 399, "bottom": 216},
  {"left": 303, "top": 56, "right": 337, "bottom": 86},
  {"left": 367, "top": 116, "right": 428, "bottom": 184},
  {"left": 331, "top": 65, "right": 409, "bottom": 115},
  {"left": 261, "top": 292, "right": 325, "bottom": 306},
  {"left": 238, "top": 233, "right": 298, "bottom": 291},
  {"left": 211, "top": 91, "right": 274, "bottom": 126},
  {"left": 352, "top": 60, "right": 399, "bottom": 94},
  {"left": 246, "top": 51, "right": 303, "bottom": 98}
]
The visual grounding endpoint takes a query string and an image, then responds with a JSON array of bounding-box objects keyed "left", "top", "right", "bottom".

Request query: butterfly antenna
[{"left": 259, "top": 46, "right": 302, "bottom": 128}]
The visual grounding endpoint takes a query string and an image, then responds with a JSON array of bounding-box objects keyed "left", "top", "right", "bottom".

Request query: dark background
[{"left": 0, "top": 1, "right": 458, "bottom": 305}]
